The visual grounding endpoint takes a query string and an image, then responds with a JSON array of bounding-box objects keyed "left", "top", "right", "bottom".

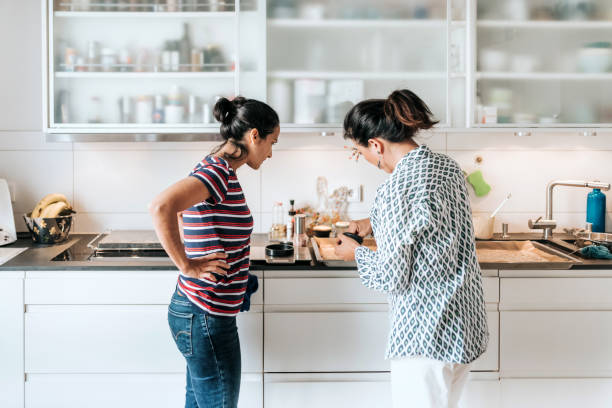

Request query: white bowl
[
  {"left": 479, "top": 49, "right": 508, "bottom": 72},
  {"left": 511, "top": 54, "right": 539, "bottom": 73},
  {"left": 578, "top": 48, "right": 612, "bottom": 73}
]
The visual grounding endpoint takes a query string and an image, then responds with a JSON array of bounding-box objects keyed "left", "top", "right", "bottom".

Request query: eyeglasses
[{"left": 345, "top": 146, "right": 362, "bottom": 162}]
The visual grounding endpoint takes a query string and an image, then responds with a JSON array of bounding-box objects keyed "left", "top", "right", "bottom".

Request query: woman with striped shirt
[{"left": 150, "top": 97, "right": 279, "bottom": 408}]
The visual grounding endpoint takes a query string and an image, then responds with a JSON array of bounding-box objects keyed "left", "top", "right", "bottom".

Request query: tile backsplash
[{"left": 1, "top": 131, "right": 611, "bottom": 235}]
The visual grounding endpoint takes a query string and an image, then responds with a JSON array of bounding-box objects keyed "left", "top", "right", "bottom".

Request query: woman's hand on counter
[
  {"left": 181, "top": 252, "right": 229, "bottom": 282},
  {"left": 334, "top": 234, "right": 361, "bottom": 261},
  {"left": 347, "top": 218, "right": 372, "bottom": 237}
]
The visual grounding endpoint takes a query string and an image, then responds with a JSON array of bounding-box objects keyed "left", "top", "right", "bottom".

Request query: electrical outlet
[
  {"left": 347, "top": 183, "right": 362, "bottom": 203},
  {"left": 7, "top": 182, "right": 16, "bottom": 203}
]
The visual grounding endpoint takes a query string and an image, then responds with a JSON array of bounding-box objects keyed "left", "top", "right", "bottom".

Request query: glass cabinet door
[
  {"left": 47, "top": 0, "right": 264, "bottom": 131},
  {"left": 475, "top": 0, "right": 612, "bottom": 127},
  {"left": 266, "top": 0, "right": 454, "bottom": 129}
]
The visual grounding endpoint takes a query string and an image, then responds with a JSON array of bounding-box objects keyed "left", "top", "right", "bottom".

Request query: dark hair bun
[
  {"left": 384, "top": 90, "right": 437, "bottom": 131},
  {"left": 213, "top": 97, "right": 237, "bottom": 125}
]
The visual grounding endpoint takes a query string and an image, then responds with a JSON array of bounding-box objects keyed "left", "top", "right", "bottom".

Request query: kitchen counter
[{"left": 1, "top": 232, "right": 612, "bottom": 271}]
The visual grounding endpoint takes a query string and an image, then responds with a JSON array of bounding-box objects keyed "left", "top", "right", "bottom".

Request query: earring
[{"left": 377, "top": 152, "right": 382, "bottom": 169}]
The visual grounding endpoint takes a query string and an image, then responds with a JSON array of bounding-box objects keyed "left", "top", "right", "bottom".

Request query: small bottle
[
  {"left": 188, "top": 94, "right": 198, "bottom": 123},
  {"left": 286, "top": 219, "right": 293, "bottom": 243},
  {"left": 202, "top": 103, "right": 211, "bottom": 124},
  {"left": 587, "top": 188, "right": 606, "bottom": 233},
  {"left": 286, "top": 199, "right": 296, "bottom": 241},
  {"left": 153, "top": 94, "right": 165, "bottom": 123}
]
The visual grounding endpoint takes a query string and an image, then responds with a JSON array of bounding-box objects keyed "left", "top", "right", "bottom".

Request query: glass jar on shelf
[{"left": 87, "top": 96, "right": 103, "bottom": 124}]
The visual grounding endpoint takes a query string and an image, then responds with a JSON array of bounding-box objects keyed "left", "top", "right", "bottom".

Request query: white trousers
[{"left": 391, "top": 355, "right": 471, "bottom": 408}]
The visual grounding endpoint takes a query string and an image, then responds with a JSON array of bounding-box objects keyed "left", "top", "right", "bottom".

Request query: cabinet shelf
[
  {"left": 477, "top": 72, "right": 612, "bottom": 80},
  {"left": 55, "top": 71, "right": 235, "bottom": 79},
  {"left": 53, "top": 11, "right": 236, "bottom": 18},
  {"left": 478, "top": 20, "right": 612, "bottom": 29},
  {"left": 268, "top": 18, "right": 465, "bottom": 29},
  {"left": 268, "top": 71, "right": 446, "bottom": 80}
]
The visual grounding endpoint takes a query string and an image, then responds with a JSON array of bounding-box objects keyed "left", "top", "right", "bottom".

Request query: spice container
[
  {"left": 64, "top": 48, "right": 77, "bottom": 72},
  {"left": 118, "top": 95, "right": 132, "bottom": 123},
  {"left": 101, "top": 48, "right": 117, "bottom": 72},
  {"left": 202, "top": 103, "right": 211, "bottom": 124},
  {"left": 153, "top": 94, "right": 165, "bottom": 123},
  {"left": 136, "top": 96, "right": 153, "bottom": 124},
  {"left": 87, "top": 96, "right": 103, "bottom": 123},
  {"left": 294, "top": 214, "right": 308, "bottom": 247},
  {"left": 188, "top": 94, "right": 198, "bottom": 123},
  {"left": 86, "top": 41, "right": 100, "bottom": 72}
]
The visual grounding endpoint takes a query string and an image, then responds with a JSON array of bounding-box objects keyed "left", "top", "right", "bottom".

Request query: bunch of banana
[{"left": 31, "top": 193, "right": 75, "bottom": 218}]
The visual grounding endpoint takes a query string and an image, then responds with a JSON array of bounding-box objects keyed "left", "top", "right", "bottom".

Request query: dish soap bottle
[{"left": 587, "top": 188, "right": 606, "bottom": 232}]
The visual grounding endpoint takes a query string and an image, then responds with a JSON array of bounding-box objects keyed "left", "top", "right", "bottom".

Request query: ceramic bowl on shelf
[
  {"left": 512, "top": 112, "right": 537, "bottom": 124},
  {"left": 511, "top": 54, "right": 540, "bottom": 73},
  {"left": 479, "top": 49, "right": 509, "bottom": 72},
  {"left": 577, "top": 42, "right": 612, "bottom": 73}
]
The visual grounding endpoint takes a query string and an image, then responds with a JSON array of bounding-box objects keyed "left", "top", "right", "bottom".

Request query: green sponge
[{"left": 466, "top": 170, "right": 491, "bottom": 197}]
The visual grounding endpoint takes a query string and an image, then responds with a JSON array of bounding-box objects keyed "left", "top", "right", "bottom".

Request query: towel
[
  {"left": 580, "top": 244, "right": 612, "bottom": 260},
  {"left": 240, "top": 273, "right": 259, "bottom": 312}
]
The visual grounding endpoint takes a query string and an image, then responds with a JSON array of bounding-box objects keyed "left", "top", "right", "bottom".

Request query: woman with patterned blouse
[{"left": 335, "top": 89, "right": 489, "bottom": 408}]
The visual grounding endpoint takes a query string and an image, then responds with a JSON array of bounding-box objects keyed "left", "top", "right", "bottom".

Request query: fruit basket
[{"left": 23, "top": 194, "right": 75, "bottom": 244}]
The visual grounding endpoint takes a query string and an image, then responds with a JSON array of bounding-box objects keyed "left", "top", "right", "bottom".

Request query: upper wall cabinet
[
  {"left": 266, "top": 0, "right": 468, "bottom": 130},
  {"left": 474, "top": 0, "right": 612, "bottom": 128},
  {"left": 43, "top": 0, "right": 612, "bottom": 135},
  {"left": 44, "top": 0, "right": 266, "bottom": 134}
]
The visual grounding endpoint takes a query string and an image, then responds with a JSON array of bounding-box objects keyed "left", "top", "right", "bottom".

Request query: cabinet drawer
[
  {"left": 471, "top": 311, "right": 499, "bottom": 372},
  {"left": 25, "top": 271, "right": 263, "bottom": 305},
  {"left": 482, "top": 277, "right": 499, "bottom": 304},
  {"left": 264, "top": 375, "right": 391, "bottom": 408},
  {"left": 500, "top": 278, "right": 612, "bottom": 310},
  {"left": 499, "top": 379, "right": 612, "bottom": 408},
  {"left": 25, "top": 373, "right": 262, "bottom": 408},
  {"left": 25, "top": 306, "right": 262, "bottom": 373},
  {"left": 265, "top": 278, "right": 386, "bottom": 305},
  {"left": 264, "top": 312, "right": 389, "bottom": 372},
  {"left": 265, "top": 277, "right": 498, "bottom": 305},
  {"left": 500, "top": 311, "right": 612, "bottom": 377}
]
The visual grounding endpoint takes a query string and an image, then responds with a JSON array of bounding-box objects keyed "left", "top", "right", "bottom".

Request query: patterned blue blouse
[{"left": 354, "top": 145, "right": 489, "bottom": 364}]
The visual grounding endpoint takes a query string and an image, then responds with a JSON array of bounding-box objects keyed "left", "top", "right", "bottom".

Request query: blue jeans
[{"left": 168, "top": 289, "right": 241, "bottom": 408}]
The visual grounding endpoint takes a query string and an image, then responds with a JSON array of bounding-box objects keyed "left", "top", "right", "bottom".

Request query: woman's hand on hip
[
  {"left": 347, "top": 218, "right": 372, "bottom": 237},
  {"left": 182, "top": 252, "right": 229, "bottom": 282},
  {"left": 334, "top": 234, "right": 361, "bottom": 261}
]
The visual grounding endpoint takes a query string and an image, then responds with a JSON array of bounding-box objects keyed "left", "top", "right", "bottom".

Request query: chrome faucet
[{"left": 528, "top": 180, "right": 611, "bottom": 239}]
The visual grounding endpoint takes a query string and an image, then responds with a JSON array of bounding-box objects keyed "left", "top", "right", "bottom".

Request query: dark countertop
[{"left": 1, "top": 232, "right": 612, "bottom": 271}]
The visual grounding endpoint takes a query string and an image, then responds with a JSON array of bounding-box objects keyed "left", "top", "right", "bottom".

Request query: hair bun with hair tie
[{"left": 213, "top": 97, "right": 238, "bottom": 125}]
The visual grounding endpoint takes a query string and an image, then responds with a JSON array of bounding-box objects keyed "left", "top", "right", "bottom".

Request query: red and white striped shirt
[{"left": 177, "top": 156, "right": 253, "bottom": 316}]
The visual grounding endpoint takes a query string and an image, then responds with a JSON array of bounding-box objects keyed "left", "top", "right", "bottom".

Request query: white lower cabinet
[
  {"left": 264, "top": 373, "right": 392, "bottom": 408},
  {"left": 22, "top": 270, "right": 264, "bottom": 408},
  {"left": 500, "top": 311, "right": 612, "bottom": 377},
  {"left": 264, "top": 373, "right": 500, "bottom": 408},
  {"left": 25, "top": 305, "right": 263, "bottom": 373},
  {"left": 499, "top": 379, "right": 612, "bottom": 408},
  {"left": 498, "top": 275, "right": 612, "bottom": 408},
  {"left": 459, "top": 375, "right": 501, "bottom": 408},
  {"left": 0, "top": 272, "right": 25, "bottom": 408},
  {"left": 265, "top": 311, "right": 389, "bottom": 372},
  {"left": 25, "top": 373, "right": 263, "bottom": 408}
]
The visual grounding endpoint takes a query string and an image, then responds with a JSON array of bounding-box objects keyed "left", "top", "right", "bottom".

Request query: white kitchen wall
[{"left": 1, "top": 1, "right": 611, "bottom": 235}]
